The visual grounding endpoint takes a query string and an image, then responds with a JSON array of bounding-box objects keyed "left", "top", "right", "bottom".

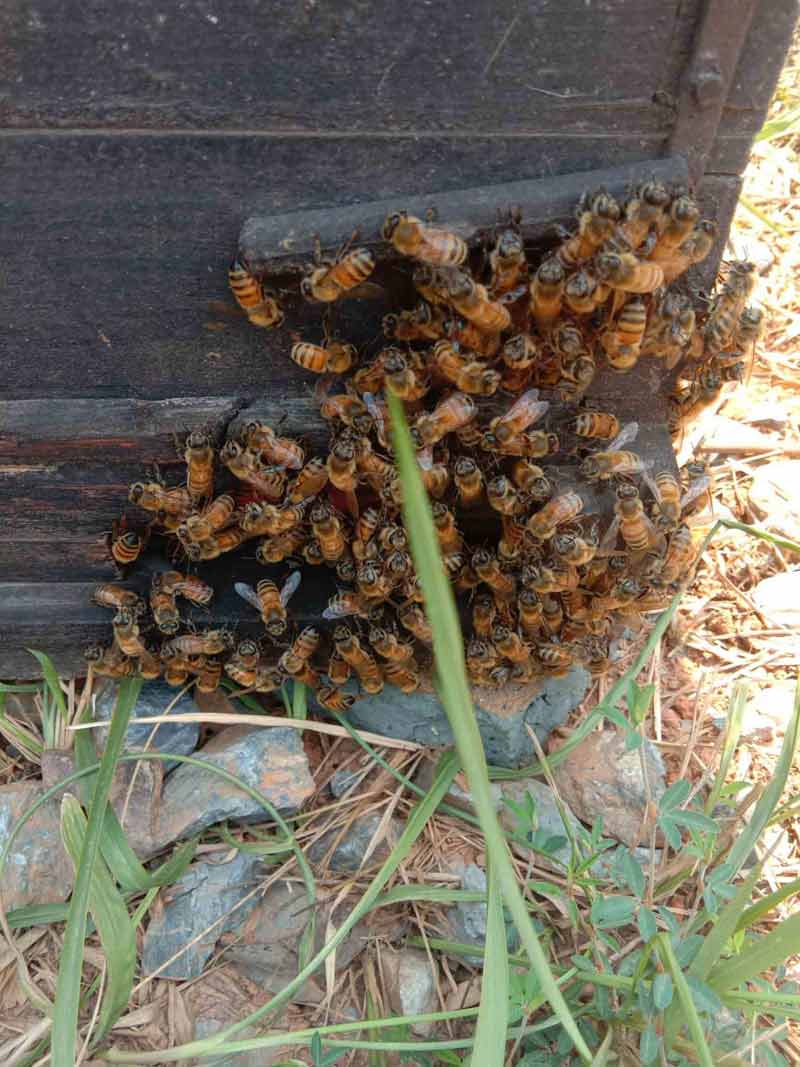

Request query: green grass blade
[
  {"left": 737, "top": 874, "right": 800, "bottom": 930},
  {"left": 60, "top": 795, "right": 137, "bottom": 1041},
  {"left": 690, "top": 860, "right": 765, "bottom": 982},
  {"left": 472, "top": 858, "right": 509, "bottom": 1067},
  {"left": 372, "top": 886, "right": 487, "bottom": 908},
  {"left": 589, "top": 1028, "right": 613, "bottom": 1067},
  {"left": 710, "top": 909, "right": 800, "bottom": 993},
  {"left": 755, "top": 105, "right": 800, "bottom": 142},
  {"left": 26, "top": 649, "right": 68, "bottom": 719},
  {"left": 291, "top": 682, "right": 308, "bottom": 721},
  {"left": 726, "top": 681, "right": 800, "bottom": 878},
  {"left": 388, "top": 392, "right": 592, "bottom": 1064},
  {"left": 51, "top": 675, "right": 141, "bottom": 1067},
  {"left": 658, "top": 934, "right": 714, "bottom": 1067},
  {"left": 706, "top": 683, "right": 747, "bottom": 814}
]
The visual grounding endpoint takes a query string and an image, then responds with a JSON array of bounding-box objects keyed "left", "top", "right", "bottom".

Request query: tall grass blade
[
  {"left": 737, "top": 874, "right": 800, "bottom": 930},
  {"left": 27, "top": 649, "right": 68, "bottom": 719},
  {"left": 388, "top": 392, "right": 592, "bottom": 1064},
  {"left": 472, "top": 859, "right": 508, "bottom": 1066},
  {"left": 726, "top": 682, "right": 800, "bottom": 878},
  {"left": 60, "top": 795, "right": 136, "bottom": 1041},
  {"left": 658, "top": 934, "right": 714, "bottom": 1067},
  {"left": 710, "top": 909, "right": 800, "bottom": 993},
  {"left": 706, "top": 683, "right": 747, "bottom": 814},
  {"left": 291, "top": 681, "right": 308, "bottom": 721},
  {"left": 51, "top": 675, "right": 141, "bottom": 1067},
  {"left": 589, "top": 1028, "right": 613, "bottom": 1067}
]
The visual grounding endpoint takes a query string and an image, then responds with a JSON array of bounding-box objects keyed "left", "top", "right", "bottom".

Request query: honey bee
[
  {"left": 357, "top": 561, "right": 393, "bottom": 602},
  {"left": 655, "top": 219, "right": 718, "bottom": 283},
  {"left": 377, "top": 524, "right": 407, "bottom": 552},
  {"left": 280, "top": 626, "right": 321, "bottom": 673},
  {"left": 540, "top": 596, "right": 564, "bottom": 636},
  {"left": 471, "top": 593, "right": 496, "bottom": 638},
  {"left": 704, "top": 261, "right": 756, "bottom": 352},
  {"left": 164, "top": 661, "right": 190, "bottom": 686},
  {"left": 383, "top": 349, "right": 429, "bottom": 402},
  {"left": 220, "top": 443, "right": 286, "bottom": 500},
  {"left": 487, "top": 475, "right": 522, "bottom": 515},
  {"left": 288, "top": 458, "right": 329, "bottom": 503},
  {"left": 398, "top": 602, "right": 433, "bottom": 643},
  {"left": 734, "top": 305, "right": 763, "bottom": 352},
  {"left": 183, "top": 430, "right": 215, "bottom": 502},
  {"left": 446, "top": 273, "right": 511, "bottom": 333},
  {"left": 316, "top": 686, "right": 356, "bottom": 713},
  {"left": 443, "top": 315, "right": 502, "bottom": 358},
  {"left": 239, "top": 423, "right": 305, "bottom": 471},
  {"left": 369, "top": 626, "right": 415, "bottom": 662},
  {"left": 182, "top": 494, "right": 236, "bottom": 543},
  {"left": 651, "top": 194, "right": 700, "bottom": 254},
  {"left": 558, "top": 352, "right": 597, "bottom": 404},
  {"left": 416, "top": 392, "right": 476, "bottom": 446},
  {"left": 327, "top": 652, "right": 352, "bottom": 685},
  {"left": 129, "top": 482, "right": 192, "bottom": 518},
  {"left": 563, "top": 270, "right": 608, "bottom": 315},
  {"left": 150, "top": 574, "right": 181, "bottom": 634},
  {"left": 166, "top": 628, "right": 235, "bottom": 658},
  {"left": 602, "top": 482, "right": 661, "bottom": 554},
  {"left": 84, "top": 644, "right": 137, "bottom": 678},
  {"left": 680, "top": 460, "right": 713, "bottom": 519},
  {"left": 235, "top": 571, "right": 301, "bottom": 636},
  {"left": 383, "top": 661, "right": 421, "bottom": 693},
  {"left": 489, "top": 388, "right": 549, "bottom": 445},
  {"left": 466, "top": 638, "right": 499, "bottom": 680},
  {"left": 432, "top": 502, "right": 463, "bottom": 553},
  {"left": 187, "top": 525, "right": 249, "bottom": 561},
  {"left": 583, "top": 636, "right": 612, "bottom": 678},
  {"left": 574, "top": 412, "right": 620, "bottom": 440},
  {"left": 536, "top": 641, "right": 574, "bottom": 675},
  {"left": 643, "top": 471, "right": 682, "bottom": 531},
  {"left": 656, "top": 523, "right": 696, "bottom": 586},
  {"left": 472, "top": 548, "right": 516, "bottom": 600},
  {"left": 323, "top": 591, "right": 371, "bottom": 620},
  {"left": 228, "top": 260, "right": 284, "bottom": 328},
  {"left": 526, "top": 491, "right": 584, "bottom": 541},
  {"left": 589, "top": 577, "right": 641, "bottom": 617},
  {"left": 232, "top": 638, "right": 260, "bottom": 670},
  {"left": 580, "top": 422, "right": 646, "bottom": 481},
  {"left": 453, "top": 456, "right": 483, "bottom": 507},
  {"left": 110, "top": 520, "right": 146, "bottom": 567},
  {"left": 353, "top": 507, "right": 381, "bottom": 560},
  {"left": 510, "top": 461, "right": 553, "bottom": 501},
  {"left": 522, "top": 561, "right": 578, "bottom": 594},
  {"left": 600, "top": 296, "right": 647, "bottom": 371},
  {"left": 334, "top": 626, "right": 384, "bottom": 694},
  {"left": 619, "top": 180, "right": 670, "bottom": 249},
  {"left": 308, "top": 501, "right": 347, "bottom": 562},
  {"left": 92, "top": 584, "right": 145, "bottom": 615},
  {"left": 243, "top": 502, "right": 301, "bottom": 537},
  {"left": 291, "top": 340, "right": 351, "bottom": 376},
  {"left": 557, "top": 190, "right": 621, "bottom": 267},
  {"left": 481, "top": 429, "right": 558, "bottom": 458},
  {"left": 492, "top": 624, "right": 529, "bottom": 663},
  {"left": 112, "top": 607, "right": 148, "bottom": 658},
  {"left": 668, "top": 367, "right": 722, "bottom": 433},
  {"left": 498, "top": 514, "right": 526, "bottom": 563},
  {"left": 383, "top": 301, "right": 446, "bottom": 342},
  {"left": 196, "top": 659, "right": 223, "bottom": 693},
  {"left": 489, "top": 230, "right": 527, "bottom": 296},
  {"left": 432, "top": 340, "right": 500, "bottom": 395},
  {"left": 529, "top": 258, "right": 565, "bottom": 331},
  {"left": 552, "top": 528, "right": 598, "bottom": 566},
  {"left": 382, "top": 212, "right": 468, "bottom": 266},
  {"left": 138, "top": 646, "right": 164, "bottom": 679},
  {"left": 326, "top": 437, "right": 358, "bottom": 493},
  {"left": 255, "top": 527, "right": 307, "bottom": 564},
  {"left": 301, "top": 247, "right": 375, "bottom": 303},
  {"left": 594, "top": 251, "right": 664, "bottom": 294}
]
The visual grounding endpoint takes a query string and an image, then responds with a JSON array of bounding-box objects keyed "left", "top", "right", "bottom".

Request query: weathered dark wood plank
[
  {"left": 239, "top": 157, "right": 689, "bottom": 276},
  {"left": 0, "top": 0, "right": 695, "bottom": 132},
  {"left": 0, "top": 542, "right": 118, "bottom": 583},
  {"left": 0, "top": 397, "right": 244, "bottom": 461}
]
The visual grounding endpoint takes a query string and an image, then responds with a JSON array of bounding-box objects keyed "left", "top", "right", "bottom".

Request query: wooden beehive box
[{"left": 0, "top": 0, "right": 795, "bottom": 676}]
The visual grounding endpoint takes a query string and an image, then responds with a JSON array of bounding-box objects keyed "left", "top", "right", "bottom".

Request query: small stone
[
  {"left": 41, "top": 749, "right": 163, "bottom": 859},
  {"left": 225, "top": 881, "right": 372, "bottom": 1004},
  {"left": 329, "top": 768, "right": 367, "bottom": 797},
  {"left": 310, "top": 666, "right": 590, "bottom": 768},
  {"left": 94, "top": 680, "right": 200, "bottom": 772},
  {"left": 446, "top": 863, "right": 488, "bottom": 963},
  {"left": 151, "top": 725, "right": 314, "bottom": 851},
  {"left": 142, "top": 850, "right": 265, "bottom": 979},
  {"left": 307, "top": 811, "right": 401, "bottom": 872},
  {"left": 748, "top": 460, "right": 800, "bottom": 542},
  {"left": 553, "top": 730, "right": 666, "bottom": 847},
  {"left": 383, "top": 948, "right": 438, "bottom": 1035},
  {"left": 753, "top": 573, "right": 800, "bottom": 628},
  {"left": 714, "top": 682, "right": 797, "bottom": 743},
  {"left": 0, "top": 782, "right": 72, "bottom": 912}
]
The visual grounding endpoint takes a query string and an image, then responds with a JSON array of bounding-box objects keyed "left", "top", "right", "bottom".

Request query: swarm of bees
[{"left": 91, "top": 179, "right": 759, "bottom": 710}]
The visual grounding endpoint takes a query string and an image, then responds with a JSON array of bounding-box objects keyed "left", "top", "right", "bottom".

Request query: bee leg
[{"left": 423, "top": 205, "right": 439, "bottom": 223}]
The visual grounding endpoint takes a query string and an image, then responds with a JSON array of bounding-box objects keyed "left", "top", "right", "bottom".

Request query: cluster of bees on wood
[{"left": 87, "top": 178, "right": 761, "bottom": 711}]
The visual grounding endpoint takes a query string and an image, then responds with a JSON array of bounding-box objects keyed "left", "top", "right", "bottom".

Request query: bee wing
[
  {"left": 280, "top": 570, "right": 302, "bottom": 606},
  {"left": 680, "top": 476, "right": 711, "bottom": 511},
  {"left": 598, "top": 517, "right": 621, "bottom": 556},
  {"left": 608, "top": 420, "right": 639, "bottom": 451},
  {"left": 363, "top": 392, "right": 386, "bottom": 439},
  {"left": 640, "top": 468, "right": 660, "bottom": 502},
  {"left": 322, "top": 596, "right": 355, "bottom": 620},
  {"left": 234, "top": 582, "right": 262, "bottom": 612},
  {"left": 416, "top": 446, "right": 434, "bottom": 471}
]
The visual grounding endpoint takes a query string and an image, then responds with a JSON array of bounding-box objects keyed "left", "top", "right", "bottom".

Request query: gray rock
[
  {"left": 308, "top": 811, "right": 402, "bottom": 872},
  {"left": 714, "top": 681, "right": 797, "bottom": 744},
  {"left": 329, "top": 768, "right": 367, "bottom": 797},
  {"left": 310, "top": 666, "right": 591, "bottom": 768},
  {"left": 142, "top": 850, "right": 265, "bottom": 979},
  {"left": 383, "top": 948, "right": 438, "bottom": 1035},
  {"left": 225, "top": 881, "right": 372, "bottom": 1004},
  {"left": 415, "top": 762, "right": 504, "bottom": 813},
  {"left": 152, "top": 725, "right": 314, "bottom": 851},
  {"left": 95, "top": 680, "right": 200, "bottom": 771},
  {"left": 0, "top": 782, "right": 72, "bottom": 911},
  {"left": 553, "top": 729, "right": 666, "bottom": 847},
  {"left": 446, "top": 863, "right": 488, "bottom": 963}
]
